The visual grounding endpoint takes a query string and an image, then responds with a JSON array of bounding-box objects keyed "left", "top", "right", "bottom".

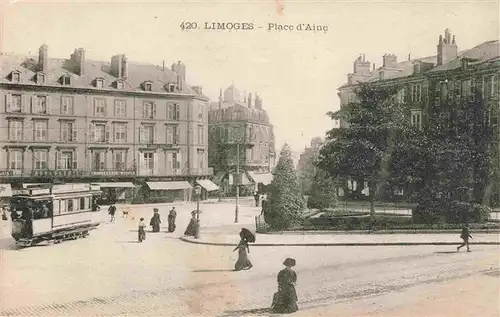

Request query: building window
[
  {"left": 8, "top": 150, "right": 23, "bottom": 171},
  {"left": 113, "top": 151, "right": 127, "bottom": 170},
  {"left": 198, "top": 104, "right": 203, "bottom": 121},
  {"left": 32, "top": 95, "right": 48, "bottom": 114},
  {"left": 484, "top": 109, "right": 492, "bottom": 126},
  {"left": 61, "top": 96, "right": 74, "bottom": 115},
  {"left": 166, "top": 83, "right": 176, "bottom": 92},
  {"left": 59, "top": 151, "right": 74, "bottom": 170},
  {"left": 172, "top": 152, "right": 180, "bottom": 169},
  {"left": 411, "top": 84, "right": 422, "bottom": 102},
  {"left": 198, "top": 151, "right": 204, "bottom": 170},
  {"left": 142, "top": 101, "right": 155, "bottom": 119},
  {"left": 95, "top": 78, "right": 104, "bottom": 88},
  {"left": 61, "top": 121, "right": 76, "bottom": 142},
  {"left": 140, "top": 124, "right": 154, "bottom": 144},
  {"left": 116, "top": 80, "right": 124, "bottom": 89},
  {"left": 7, "top": 94, "right": 22, "bottom": 113},
  {"left": 114, "top": 123, "right": 127, "bottom": 143},
  {"left": 398, "top": 88, "right": 407, "bottom": 104},
  {"left": 33, "top": 150, "right": 48, "bottom": 170},
  {"left": 11, "top": 71, "right": 21, "bottom": 82},
  {"left": 94, "top": 98, "right": 106, "bottom": 116},
  {"left": 144, "top": 82, "right": 152, "bottom": 91},
  {"left": 36, "top": 73, "right": 46, "bottom": 84},
  {"left": 8, "top": 120, "right": 23, "bottom": 141},
  {"left": 410, "top": 110, "right": 422, "bottom": 129},
  {"left": 143, "top": 152, "right": 154, "bottom": 170},
  {"left": 92, "top": 123, "right": 106, "bottom": 143},
  {"left": 33, "top": 121, "right": 48, "bottom": 141},
  {"left": 166, "top": 124, "right": 179, "bottom": 144},
  {"left": 61, "top": 75, "right": 71, "bottom": 86},
  {"left": 91, "top": 151, "right": 106, "bottom": 170},
  {"left": 462, "top": 80, "right": 472, "bottom": 98},
  {"left": 197, "top": 125, "right": 204, "bottom": 145},
  {"left": 484, "top": 75, "right": 499, "bottom": 99},
  {"left": 167, "top": 103, "right": 180, "bottom": 120},
  {"left": 114, "top": 100, "right": 126, "bottom": 117}
]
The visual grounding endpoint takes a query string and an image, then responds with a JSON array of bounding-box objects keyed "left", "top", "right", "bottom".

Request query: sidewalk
[{"left": 181, "top": 230, "right": 500, "bottom": 246}]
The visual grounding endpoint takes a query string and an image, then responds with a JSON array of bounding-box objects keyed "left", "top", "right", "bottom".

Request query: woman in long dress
[
  {"left": 233, "top": 238, "right": 253, "bottom": 271},
  {"left": 150, "top": 208, "right": 161, "bottom": 233},
  {"left": 184, "top": 211, "right": 197, "bottom": 236},
  {"left": 168, "top": 207, "right": 177, "bottom": 233},
  {"left": 272, "top": 258, "right": 298, "bottom": 314}
]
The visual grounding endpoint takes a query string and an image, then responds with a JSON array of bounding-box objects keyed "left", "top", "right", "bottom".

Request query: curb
[{"left": 179, "top": 237, "right": 500, "bottom": 247}]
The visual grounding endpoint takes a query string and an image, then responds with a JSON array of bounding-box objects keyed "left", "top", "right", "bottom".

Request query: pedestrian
[
  {"left": 150, "top": 208, "right": 161, "bottom": 232},
  {"left": 457, "top": 223, "right": 473, "bottom": 252},
  {"left": 108, "top": 204, "right": 116, "bottom": 222},
  {"left": 1, "top": 205, "right": 8, "bottom": 221},
  {"left": 138, "top": 217, "right": 146, "bottom": 242},
  {"left": 254, "top": 192, "right": 260, "bottom": 207},
  {"left": 233, "top": 237, "right": 253, "bottom": 271},
  {"left": 184, "top": 211, "right": 197, "bottom": 236},
  {"left": 272, "top": 258, "right": 298, "bottom": 314},
  {"left": 261, "top": 199, "right": 267, "bottom": 216},
  {"left": 168, "top": 206, "right": 177, "bottom": 233}
]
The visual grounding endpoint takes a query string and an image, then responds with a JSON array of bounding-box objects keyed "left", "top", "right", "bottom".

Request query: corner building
[{"left": 0, "top": 45, "right": 212, "bottom": 202}]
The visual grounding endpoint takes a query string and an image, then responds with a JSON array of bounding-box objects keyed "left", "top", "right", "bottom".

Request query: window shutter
[
  {"left": 90, "top": 123, "right": 95, "bottom": 142},
  {"left": 55, "top": 151, "right": 61, "bottom": 169},
  {"left": 175, "top": 104, "right": 180, "bottom": 120},
  {"left": 72, "top": 150, "right": 78, "bottom": 169},
  {"left": 175, "top": 126, "right": 180, "bottom": 144},
  {"left": 45, "top": 95, "right": 51, "bottom": 114},
  {"left": 166, "top": 152, "right": 172, "bottom": 173},
  {"left": 152, "top": 103, "right": 157, "bottom": 118},
  {"left": 154, "top": 125, "right": 158, "bottom": 144},
  {"left": 105, "top": 125, "right": 110, "bottom": 143},
  {"left": 493, "top": 75, "right": 499, "bottom": 97},
  {"left": 124, "top": 124, "right": 128, "bottom": 142},
  {"left": 138, "top": 152, "right": 144, "bottom": 174},
  {"left": 176, "top": 150, "right": 182, "bottom": 170},
  {"left": 5, "top": 93, "right": 12, "bottom": 112},
  {"left": 72, "top": 123, "right": 77, "bottom": 142},
  {"left": 29, "top": 95, "right": 35, "bottom": 113},
  {"left": 153, "top": 152, "right": 158, "bottom": 173},
  {"left": 139, "top": 125, "right": 144, "bottom": 143}
]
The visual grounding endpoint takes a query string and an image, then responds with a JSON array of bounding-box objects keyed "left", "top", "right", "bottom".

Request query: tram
[{"left": 10, "top": 183, "right": 102, "bottom": 247}]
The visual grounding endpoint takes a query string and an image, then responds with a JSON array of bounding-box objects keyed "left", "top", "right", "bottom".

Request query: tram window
[
  {"left": 67, "top": 199, "right": 73, "bottom": 212},
  {"left": 60, "top": 200, "right": 66, "bottom": 213},
  {"left": 80, "top": 198, "right": 85, "bottom": 210},
  {"left": 53, "top": 200, "right": 60, "bottom": 215},
  {"left": 85, "top": 197, "right": 90, "bottom": 210},
  {"left": 73, "top": 199, "right": 80, "bottom": 212}
]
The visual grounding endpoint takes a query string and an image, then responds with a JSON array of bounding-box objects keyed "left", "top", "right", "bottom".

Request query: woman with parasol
[
  {"left": 150, "top": 208, "right": 161, "bottom": 233},
  {"left": 233, "top": 228, "right": 255, "bottom": 271},
  {"left": 272, "top": 258, "right": 299, "bottom": 313}
]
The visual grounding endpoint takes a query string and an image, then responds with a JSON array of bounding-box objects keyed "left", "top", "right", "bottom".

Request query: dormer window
[
  {"left": 115, "top": 80, "right": 124, "bottom": 89},
  {"left": 11, "top": 71, "right": 21, "bottom": 82},
  {"left": 36, "top": 73, "right": 46, "bottom": 84},
  {"left": 95, "top": 78, "right": 104, "bottom": 88},
  {"left": 166, "top": 83, "right": 176, "bottom": 92},
  {"left": 143, "top": 81, "right": 153, "bottom": 91},
  {"left": 61, "top": 75, "right": 71, "bottom": 86}
]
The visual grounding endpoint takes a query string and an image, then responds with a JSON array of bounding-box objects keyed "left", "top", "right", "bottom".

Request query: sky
[{"left": 1, "top": 0, "right": 498, "bottom": 155}]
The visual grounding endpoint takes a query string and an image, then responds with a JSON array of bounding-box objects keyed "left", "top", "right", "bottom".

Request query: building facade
[
  {"left": 297, "top": 137, "right": 324, "bottom": 194},
  {"left": 0, "top": 45, "right": 214, "bottom": 202},
  {"left": 208, "top": 85, "right": 276, "bottom": 194},
  {"left": 337, "top": 29, "right": 499, "bottom": 203}
]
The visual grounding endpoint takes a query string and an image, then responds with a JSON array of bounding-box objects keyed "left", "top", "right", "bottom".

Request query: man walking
[{"left": 457, "top": 223, "right": 473, "bottom": 252}]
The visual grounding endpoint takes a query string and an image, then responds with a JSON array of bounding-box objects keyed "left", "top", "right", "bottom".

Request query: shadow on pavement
[
  {"left": 0, "top": 237, "right": 17, "bottom": 250},
  {"left": 115, "top": 240, "right": 141, "bottom": 244},
  {"left": 220, "top": 307, "right": 273, "bottom": 317},
  {"left": 434, "top": 251, "right": 459, "bottom": 254},
  {"left": 192, "top": 269, "right": 234, "bottom": 273}
]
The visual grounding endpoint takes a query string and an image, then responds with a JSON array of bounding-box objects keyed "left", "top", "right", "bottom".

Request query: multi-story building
[
  {"left": 337, "top": 29, "right": 499, "bottom": 203},
  {"left": 208, "top": 84, "right": 276, "bottom": 195},
  {"left": 297, "top": 137, "right": 324, "bottom": 194},
  {"left": 0, "top": 45, "right": 215, "bottom": 202}
]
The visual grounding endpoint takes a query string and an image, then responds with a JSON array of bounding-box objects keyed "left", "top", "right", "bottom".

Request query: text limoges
[{"left": 204, "top": 22, "right": 255, "bottom": 30}]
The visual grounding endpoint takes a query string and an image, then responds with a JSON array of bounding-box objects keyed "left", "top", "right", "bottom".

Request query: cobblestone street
[{"left": 1, "top": 201, "right": 499, "bottom": 316}]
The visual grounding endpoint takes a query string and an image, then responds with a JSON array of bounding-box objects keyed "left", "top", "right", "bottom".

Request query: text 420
[{"left": 180, "top": 22, "right": 198, "bottom": 31}]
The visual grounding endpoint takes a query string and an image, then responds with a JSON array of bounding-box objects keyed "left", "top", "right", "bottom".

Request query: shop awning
[
  {"left": 147, "top": 181, "right": 193, "bottom": 191},
  {"left": 196, "top": 179, "right": 220, "bottom": 192},
  {"left": 229, "top": 172, "right": 252, "bottom": 185},
  {"left": 92, "top": 182, "right": 136, "bottom": 188},
  {"left": 247, "top": 172, "right": 274, "bottom": 185},
  {"left": 0, "top": 184, "right": 13, "bottom": 197}
]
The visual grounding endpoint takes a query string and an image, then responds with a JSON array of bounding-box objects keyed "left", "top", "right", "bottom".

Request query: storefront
[
  {"left": 247, "top": 171, "right": 274, "bottom": 193},
  {"left": 146, "top": 181, "right": 193, "bottom": 202},
  {"left": 92, "top": 182, "right": 136, "bottom": 204}
]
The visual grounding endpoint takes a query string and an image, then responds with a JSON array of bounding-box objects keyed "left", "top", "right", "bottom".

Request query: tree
[
  {"left": 307, "top": 168, "right": 337, "bottom": 210},
  {"left": 264, "top": 144, "right": 305, "bottom": 229},
  {"left": 317, "top": 83, "right": 411, "bottom": 217}
]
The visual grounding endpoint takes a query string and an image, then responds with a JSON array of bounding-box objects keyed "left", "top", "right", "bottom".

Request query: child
[{"left": 138, "top": 217, "right": 146, "bottom": 242}]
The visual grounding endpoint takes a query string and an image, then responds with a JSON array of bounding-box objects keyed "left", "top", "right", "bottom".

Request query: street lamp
[
  {"left": 194, "top": 185, "right": 201, "bottom": 239},
  {"left": 235, "top": 143, "right": 240, "bottom": 223}
]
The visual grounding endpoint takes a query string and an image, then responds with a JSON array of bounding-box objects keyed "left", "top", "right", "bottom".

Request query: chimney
[
  {"left": 192, "top": 86, "right": 203, "bottom": 95},
  {"left": 171, "top": 61, "right": 186, "bottom": 82},
  {"left": 122, "top": 56, "right": 128, "bottom": 78},
  {"left": 162, "top": 60, "right": 165, "bottom": 71},
  {"left": 38, "top": 44, "right": 48, "bottom": 72},
  {"left": 218, "top": 88, "right": 223, "bottom": 109},
  {"left": 71, "top": 48, "right": 85, "bottom": 75},
  {"left": 110, "top": 54, "right": 124, "bottom": 78},
  {"left": 408, "top": 53, "right": 411, "bottom": 61},
  {"left": 437, "top": 28, "right": 458, "bottom": 66},
  {"left": 413, "top": 62, "right": 421, "bottom": 75},
  {"left": 353, "top": 54, "right": 371, "bottom": 74},
  {"left": 382, "top": 54, "right": 398, "bottom": 68},
  {"left": 248, "top": 93, "right": 252, "bottom": 107}
]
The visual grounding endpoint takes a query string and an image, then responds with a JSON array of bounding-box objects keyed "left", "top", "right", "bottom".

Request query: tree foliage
[
  {"left": 264, "top": 144, "right": 305, "bottom": 229},
  {"left": 307, "top": 168, "right": 337, "bottom": 210}
]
